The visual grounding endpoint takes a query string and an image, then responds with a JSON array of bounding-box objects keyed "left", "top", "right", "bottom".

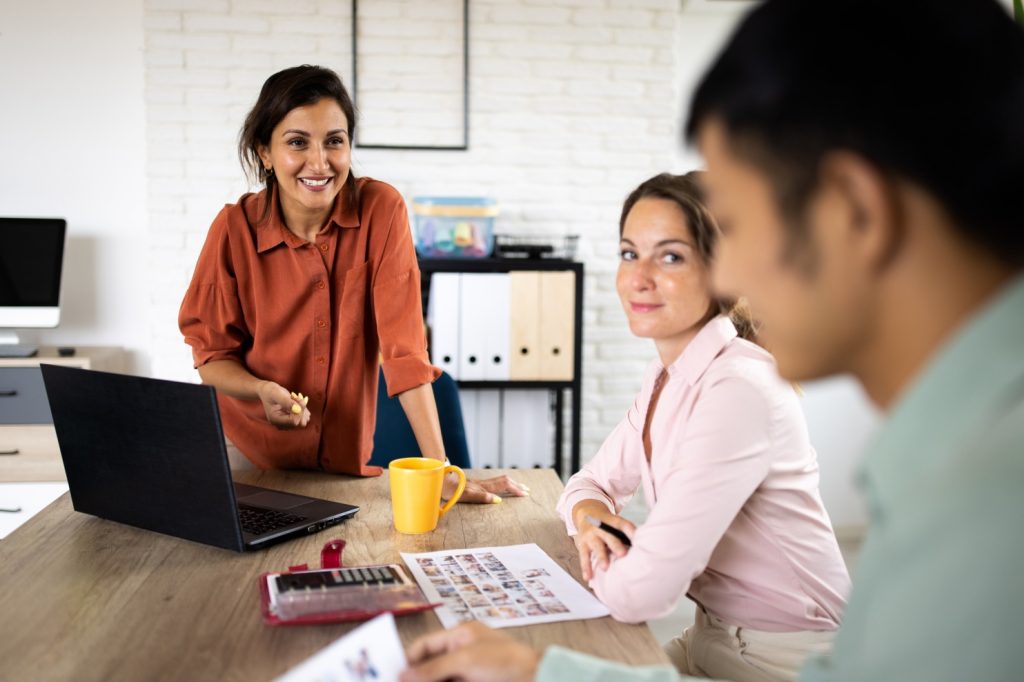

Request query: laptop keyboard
[{"left": 238, "top": 504, "right": 308, "bottom": 536}]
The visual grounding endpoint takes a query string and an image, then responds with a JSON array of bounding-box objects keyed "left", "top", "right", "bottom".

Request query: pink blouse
[{"left": 557, "top": 316, "right": 851, "bottom": 631}]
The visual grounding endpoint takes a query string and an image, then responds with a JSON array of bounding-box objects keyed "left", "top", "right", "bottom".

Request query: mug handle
[{"left": 438, "top": 465, "right": 467, "bottom": 517}]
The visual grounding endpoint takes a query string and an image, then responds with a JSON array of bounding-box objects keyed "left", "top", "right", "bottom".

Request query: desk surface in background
[{"left": 0, "top": 468, "right": 669, "bottom": 681}]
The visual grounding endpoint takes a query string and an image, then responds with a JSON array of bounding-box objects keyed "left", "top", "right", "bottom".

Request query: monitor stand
[{"left": 0, "top": 331, "right": 39, "bottom": 358}]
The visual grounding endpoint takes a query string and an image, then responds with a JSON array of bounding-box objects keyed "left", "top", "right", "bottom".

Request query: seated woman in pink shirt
[{"left": 556, "top": 172, "right": 851, "bottom": 682}]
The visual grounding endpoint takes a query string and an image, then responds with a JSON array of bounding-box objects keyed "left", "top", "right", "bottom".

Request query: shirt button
[
  {"left": 317, "top": 319, "right": 326, "bottom": 328},
  {"left": 317, "top": 357, "right": 326, "bottom": 365},
  {"left": 317, "top": 281, "right": 325, "bottom": 289},
  {"left": 320, "top": 243, "right": 329, "bottom": 252}
]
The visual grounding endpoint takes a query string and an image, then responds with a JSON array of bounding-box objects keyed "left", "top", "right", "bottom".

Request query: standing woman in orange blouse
[{"left": 179, "top": 65, "right": 523, "bottom": 503}]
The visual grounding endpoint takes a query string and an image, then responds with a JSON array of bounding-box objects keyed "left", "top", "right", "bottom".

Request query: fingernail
[{"left": 490, "top": 496, "right": 503, "bottom": 504}]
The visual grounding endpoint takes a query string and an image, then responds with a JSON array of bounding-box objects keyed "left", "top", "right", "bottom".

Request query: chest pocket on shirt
[{"left": 338, "top": 260, "right": 370, "bottom": 338}]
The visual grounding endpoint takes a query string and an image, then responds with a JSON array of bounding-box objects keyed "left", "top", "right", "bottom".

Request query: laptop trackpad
[{"left": 240, "top": 490, "right": 309, "bottom": 510}]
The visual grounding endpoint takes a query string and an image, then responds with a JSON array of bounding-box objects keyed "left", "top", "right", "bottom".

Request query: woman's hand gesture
[{"left": 257, "top": 381, "right": 310, "bottom": 429}]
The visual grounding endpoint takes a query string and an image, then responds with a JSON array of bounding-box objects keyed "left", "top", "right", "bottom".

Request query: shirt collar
[
  {"left": 860, "top": 275, "right": 1024, "bottom": 516},
  {"left": 255, "top": 181, "right": 361, "bottom": 254},
  {"left": 662, "top": 315, "right": 738, "bottom": 386}
]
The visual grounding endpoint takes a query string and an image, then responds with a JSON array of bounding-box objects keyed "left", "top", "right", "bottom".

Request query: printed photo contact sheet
[{"left": 401, "top": 543, "right": 609, "bottom": 629}]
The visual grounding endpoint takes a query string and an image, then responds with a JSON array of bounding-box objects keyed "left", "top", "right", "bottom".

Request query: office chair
[{"left": 369, "top": 369, "right": 472, "bottom": 469}]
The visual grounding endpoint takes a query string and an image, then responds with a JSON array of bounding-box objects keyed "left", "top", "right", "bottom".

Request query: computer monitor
[{"left": 0, "top": 218, "right": 67, "bottom": 358}]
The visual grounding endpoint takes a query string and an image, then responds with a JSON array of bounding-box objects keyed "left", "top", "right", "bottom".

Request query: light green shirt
[{"left": 538, "top": 276, "right": 1024, "bottom": 682}]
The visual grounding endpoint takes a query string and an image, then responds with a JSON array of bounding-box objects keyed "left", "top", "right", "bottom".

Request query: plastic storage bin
[{"left": 412, "top": 197, "right": 498, "bottom": 258}]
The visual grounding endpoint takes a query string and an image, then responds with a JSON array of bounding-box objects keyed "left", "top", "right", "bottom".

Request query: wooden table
[{"left": 0, "top": 468, "right": 669, "bottom": 681}]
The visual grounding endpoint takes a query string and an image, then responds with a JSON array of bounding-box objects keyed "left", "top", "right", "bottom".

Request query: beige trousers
[{"left": 664, "top": 609, "right": 835, "bottom": 682}]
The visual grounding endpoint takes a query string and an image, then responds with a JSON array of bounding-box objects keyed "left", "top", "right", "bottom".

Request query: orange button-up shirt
[{"left": 179, "top": 177, "right": 439, "bottom": 476}]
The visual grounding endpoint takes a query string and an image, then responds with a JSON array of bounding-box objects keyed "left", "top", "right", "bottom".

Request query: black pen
[{"left": 584, "top": 514, "right": 632, "bottom": 547}]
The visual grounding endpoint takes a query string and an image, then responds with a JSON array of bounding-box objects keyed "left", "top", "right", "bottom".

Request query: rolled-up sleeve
[
  {"left": 178, "top": 208, "right": 250, "bottom": 368},
  {"left": 371, "top": 191, "right": 440, "bottom": 397},
  {"left": 557, "top": 395, "right": 645, "bottom": 535},
  {"left": 537, "top": 646, "right": 685, "bottom": 682},
  {"left": 590, "top": 377, "right": 774, "bottom": 623}
]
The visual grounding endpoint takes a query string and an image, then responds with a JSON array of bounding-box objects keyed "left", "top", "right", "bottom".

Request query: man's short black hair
[{"left": 686, "top": 0, "right": 1024, "bottom": 268}]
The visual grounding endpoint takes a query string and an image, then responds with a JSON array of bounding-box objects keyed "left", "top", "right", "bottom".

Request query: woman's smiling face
[
  {"left": 257, "top": 98, "right": 351, "bottom": 230},
  {"left": 616, "top": 196, "right": 714, "bottom": 362}
]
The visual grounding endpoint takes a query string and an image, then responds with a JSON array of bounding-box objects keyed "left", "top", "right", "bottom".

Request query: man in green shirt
[{"left": 399, "top": 1, "right": 1024, "bottom": 680}]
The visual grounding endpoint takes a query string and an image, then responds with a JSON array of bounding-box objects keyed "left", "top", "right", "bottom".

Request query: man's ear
[{"left": 819, "top": 151, "right": 904, "bottom": 272}]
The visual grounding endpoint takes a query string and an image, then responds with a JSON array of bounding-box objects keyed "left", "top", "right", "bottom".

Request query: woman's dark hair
[
  {"left": 239, "top": 65, "right": 359, "bottom": 223},
  {"left": 686, "top": 0, "right": 1024, "bottom": 269},
  {"left": 619, "top": 172, "right": 759, "bottom": 344}
]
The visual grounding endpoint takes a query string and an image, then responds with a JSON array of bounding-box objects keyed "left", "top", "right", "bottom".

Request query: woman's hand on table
[
  {"left": 571, "top": 501, "right": 636, "bottom": 581},
  {"left": 445, "top": 474, "right": 531, "bottom": 504},
  {"left": 256, "top": 381, "right": 310, "bottom": 429},
  {"left": 401, "top": 621, "right": 540, "bottom": 682}
]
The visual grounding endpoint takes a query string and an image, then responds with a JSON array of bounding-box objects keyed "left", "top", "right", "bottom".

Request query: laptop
[{"left": 39, "top": 364, "right": 359, "bottom": 552}]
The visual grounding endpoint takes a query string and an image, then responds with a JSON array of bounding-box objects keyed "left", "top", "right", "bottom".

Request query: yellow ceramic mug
[{"left": 389, "top": 457, "right": 467, "bottom": 534}]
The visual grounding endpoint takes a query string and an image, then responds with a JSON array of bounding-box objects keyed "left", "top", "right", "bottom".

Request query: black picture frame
[{"left": 351, "top": 0, "right": 469, "bottom": 151}]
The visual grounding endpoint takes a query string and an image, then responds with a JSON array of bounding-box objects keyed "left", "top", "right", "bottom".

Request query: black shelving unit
[{"left": 418, "top": 258, "right": 584, "bottom": 477}]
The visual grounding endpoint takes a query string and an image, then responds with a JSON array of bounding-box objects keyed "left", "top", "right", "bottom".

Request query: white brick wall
[{"left": 144, "top": 0, "right": 677, "bottom": 467}]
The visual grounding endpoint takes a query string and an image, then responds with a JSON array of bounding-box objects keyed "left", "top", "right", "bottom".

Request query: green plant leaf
[{"left": 1016, "top": 0, "right": 1024, "bottom": 23}]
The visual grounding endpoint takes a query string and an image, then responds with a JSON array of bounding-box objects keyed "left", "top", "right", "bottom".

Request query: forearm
[
  {"left": 537, "top": 646, "right": 683, "bottom": 682},
  {"left": 557, "top": 417, "right": 643, "bottom": 532},
  {"left": 396, "top": 382, "right": 446, "bottom": 461},
  {"left": 571, "top": 499, "right": 614, "bottom": 533},
  {"left": 197, "top": 359, "right": 266, "bottom": 401},
  {"left": 558, "top": 469, "right": 627, "bottom": 534}
]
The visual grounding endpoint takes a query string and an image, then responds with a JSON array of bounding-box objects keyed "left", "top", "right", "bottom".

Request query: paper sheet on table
[
  {"left": 401, "top": 543, "right": 610, "bottom": 629},
  {"left": 273, "top": 613, "right": 406, "bottom": 682}
]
